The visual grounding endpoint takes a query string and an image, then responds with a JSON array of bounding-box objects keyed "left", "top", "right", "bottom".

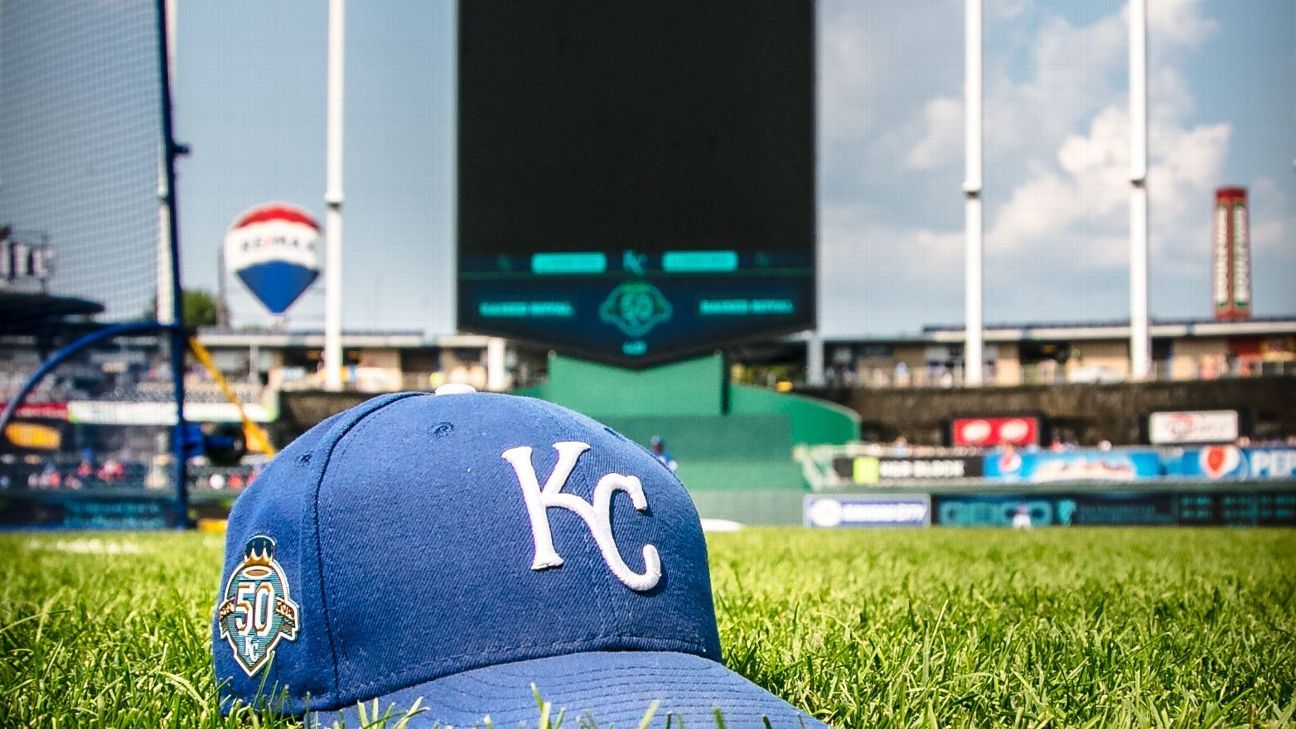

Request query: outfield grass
[{"left": 1, "top": 528, "right": 1294, "bottom": 728}]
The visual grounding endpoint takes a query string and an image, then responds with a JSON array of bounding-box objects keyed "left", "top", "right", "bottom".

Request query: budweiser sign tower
[{"left": 1213, "top": 187, "right": 1251, "bottom": 320}]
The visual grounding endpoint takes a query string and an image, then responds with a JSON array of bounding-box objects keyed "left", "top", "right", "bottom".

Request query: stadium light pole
[
  {"left": 963, "top": 0, "right": 984, "bottom": 386},
  {"left": 1129, "top": 0, "right": 1151, "bottom": 380},
  {"left": 323, "top": 0, "right": 345, "bottom": 391},
  {"left": 155, "top": 0, "right": 177, "bottom": 324}
]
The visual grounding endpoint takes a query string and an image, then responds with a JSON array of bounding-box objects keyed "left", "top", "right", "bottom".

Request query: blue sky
[{"left": 171, "top": 0, "right": 1294, "bottom": 337}]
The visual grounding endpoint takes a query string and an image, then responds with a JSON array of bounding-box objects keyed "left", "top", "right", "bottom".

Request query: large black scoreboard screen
[{"left": 457, "top": 0, "right": 815, "bottom": 367}]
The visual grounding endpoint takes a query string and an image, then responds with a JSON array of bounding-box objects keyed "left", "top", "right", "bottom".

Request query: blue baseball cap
[{"left": 213, "top": 388, "right": 827, "bottom": 727}]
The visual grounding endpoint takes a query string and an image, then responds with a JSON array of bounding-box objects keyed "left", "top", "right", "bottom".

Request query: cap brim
[{"left": 309, "top": 651, "right": 828, "bottom": 728}]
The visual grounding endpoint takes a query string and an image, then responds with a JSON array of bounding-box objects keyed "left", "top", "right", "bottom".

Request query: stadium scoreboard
[{"left": 457, "top": 0, "right": 816, "bottom": 367}]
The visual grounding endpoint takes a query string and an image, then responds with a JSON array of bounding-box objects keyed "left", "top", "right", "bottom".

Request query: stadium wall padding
[
  {"left": 523, "top": 353, "right": 859, "bottom": 493},
  {"left": 728, "top": 382, "right": 859, "bottom": 446},
  {"left": 543, "top": 353, "right": 725, "bottom": 416}
]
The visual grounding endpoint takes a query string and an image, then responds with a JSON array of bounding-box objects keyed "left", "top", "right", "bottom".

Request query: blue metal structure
[
  {"left": 0, "top": 0, "right": 192, "bottom": 528},
  {"left": 0, "top": 321, "right": 190, "bottom": 525},
  {"left": 155, "top": 0, "right": 190, "bottom": 527}
]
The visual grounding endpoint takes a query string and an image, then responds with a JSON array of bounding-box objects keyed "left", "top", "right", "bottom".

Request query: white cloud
[
  {"left": 822, "top": 0, "right": 1253, "bottom": 333},
  {"left": 988, "top": 103, "right": 1231, "bottom": 268},
  {"left": 1146, "top": 0, "right": 1218, "bottom": 51},
  {"left": 905, "top": 96, "right": 964, "bottom": 170},
  {"left": 988, "top": 0, "right": 1029, "bottom": 21}
]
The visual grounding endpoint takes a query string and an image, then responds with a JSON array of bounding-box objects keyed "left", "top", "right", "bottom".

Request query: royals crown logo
[{"left": 217, "top": 535, "right": 300, "bottom": 676}]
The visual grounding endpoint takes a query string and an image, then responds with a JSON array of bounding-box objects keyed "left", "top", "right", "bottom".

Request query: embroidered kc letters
[{"left": 504, "top": 441, "right": 662, "bottom": 592}]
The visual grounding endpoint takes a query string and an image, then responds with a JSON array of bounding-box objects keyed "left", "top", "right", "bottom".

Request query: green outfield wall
[{"left": 518, "top": 354, "right": 859, "bottom": 494}]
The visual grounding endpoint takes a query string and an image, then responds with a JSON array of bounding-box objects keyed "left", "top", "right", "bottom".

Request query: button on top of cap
[{"left": 434, "top": 383, "right": 477, "bottom": 395}]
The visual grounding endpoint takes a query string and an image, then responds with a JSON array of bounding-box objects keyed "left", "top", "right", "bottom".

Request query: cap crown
[{"left": 213, "top": 392, "right": 721, "bottom": 713}]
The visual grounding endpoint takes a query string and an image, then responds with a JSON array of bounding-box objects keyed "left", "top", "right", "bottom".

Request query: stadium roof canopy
[
  {"left": 197, "top": 330, "right": 491, "bottom": 349},
  {"left": 913, "top": 317, "right": 1296, "bottom": 344},
  {"left": 0, "top": 291, "right": 104, "bottom": 335}
]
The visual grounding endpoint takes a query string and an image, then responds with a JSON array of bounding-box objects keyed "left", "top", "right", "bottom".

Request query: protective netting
[{"left": 0, "top": 0, "right": 164, "bottom": 321}]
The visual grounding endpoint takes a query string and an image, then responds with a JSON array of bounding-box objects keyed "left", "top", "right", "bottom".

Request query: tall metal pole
[
  {"left": 1129, "top": 0, "right": 1151, "bottom": 380},
  {"left": 216, "top": 245, "right": 230, "bottom": 328},
  {"left": 323, "top": 0, "right": 345, "bottom": 391},
  {"left": 155, "top": 0, "right": 176, "bottom": 324},
  {"left": 155, "top": 0, "right": 189, "bottom": 527},
  {"left": 963, "top": 0, "right": 984, "bottom": 386},
  {"left": 806, "top": 330, "right": 825, "bottom": 386},
  {"left": 486, "top": 337, "right": 507, "bottom": 391}
]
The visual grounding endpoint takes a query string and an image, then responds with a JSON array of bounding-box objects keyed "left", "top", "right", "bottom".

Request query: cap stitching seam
[
  {"left": 311, "top": 391, "right": 428, "bottom": 704},
  {"left": 335, "top": 635, "right": 713, "bottom": 699}
]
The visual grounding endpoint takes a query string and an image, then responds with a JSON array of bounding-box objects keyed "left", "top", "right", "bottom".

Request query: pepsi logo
[
  {"left": 1198, "top": 445, "right": 1243, "bottom": 479},
  {"left": 997, "top": 450, "right": 1023, "bottom": 474}
]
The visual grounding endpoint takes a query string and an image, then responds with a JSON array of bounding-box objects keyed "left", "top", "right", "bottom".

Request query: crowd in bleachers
[{"left": 0, "top": 452, "right": 262, "bottom": 493}]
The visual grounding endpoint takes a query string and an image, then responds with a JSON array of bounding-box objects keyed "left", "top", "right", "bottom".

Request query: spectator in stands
[
  {"left": 649, "top": 436, "right": 677, "bottom": 473},
  {"left": 894, "top": 361, "right": 910, "bottom": 387},
  {"left": 97, "top": 455, "right": 125, "bottom": 482},
  {"left": 75, "top": 449, "right": 96, "bottom": 480},
  {"left": 35, "top": 462, "right": 62, "bottom": 489}
]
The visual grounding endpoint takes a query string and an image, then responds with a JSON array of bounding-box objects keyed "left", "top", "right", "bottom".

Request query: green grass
[{"left": 1, "top": 529, "right": 1294, "bottom": 728}]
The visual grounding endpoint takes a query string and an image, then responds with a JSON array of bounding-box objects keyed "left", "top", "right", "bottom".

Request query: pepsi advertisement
[
  {"left": 1171, "top": 446, "right": 1296, "bottom": 480},
  {"left": 982, "top": 450, "right": 1163, "bottom": 482}
]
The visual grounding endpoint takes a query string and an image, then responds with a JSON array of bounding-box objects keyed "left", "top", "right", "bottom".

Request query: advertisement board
[
  {"left": 65, "top": 401, "right": 273, "bottom": 425},
  {"left": 1147, "top": 410, "right": 1240, "bottom": 444},
  {"left": 804, "top": 494, "right": 930, "bottom": 528},
  {"left": 935, "top": 493, "right": 1176, "bottom": 527},
  {"left": 982, "top": 450, "right": 1162, "bottom": 482},
  {"left": 1172, "top": 446, "right": 1296, "bottom": 480},
  {"left": 950, "top": 416, "right": 1041, "bottom": 447},
  {"left": 933, "top": 491, "right": 1296, "bottom": 527},
  {"left": 831, "top": 455, "right": 983, "bottom": 484},
  {"left": 1213, "top": 187, "right": 1251, "bottom": 320},
  {"left": 0, "top": 493, "right": 175, "bottom": 530},
  {"left": 0, "top": 402, "right": 68, "bottom": 420}
]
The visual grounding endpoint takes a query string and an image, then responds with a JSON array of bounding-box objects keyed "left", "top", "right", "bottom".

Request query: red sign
[
  {"left": 951, "top": 416, "right": 1041, "bottom": 447},
  {"left": 0, "top": 402, "right": 69, "bottom": 420},
  {"left": 1213, "top": 187, "right": 1251, "bottom": 321}
]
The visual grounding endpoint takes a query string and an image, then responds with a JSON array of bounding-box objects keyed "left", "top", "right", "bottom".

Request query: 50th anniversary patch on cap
[{"left": 217, "top": 535, "right": 300, "bottom": 676}]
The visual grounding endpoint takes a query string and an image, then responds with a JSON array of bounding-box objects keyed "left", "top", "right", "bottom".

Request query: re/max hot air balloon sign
[{"left": 224, "top": 203, "right": 321, "bottom": 316}]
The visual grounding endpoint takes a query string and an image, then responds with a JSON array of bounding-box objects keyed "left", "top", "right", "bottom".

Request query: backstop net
[
  {"left": 0, "top": 1, "right": 216, "bottom": 529},
  {"left": 1, "top": 0, "right": 165, "bottom": 321}
]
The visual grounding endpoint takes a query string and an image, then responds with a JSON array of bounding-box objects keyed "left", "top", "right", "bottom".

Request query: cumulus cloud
[
  {"left": 817, "top": 0, "right": 1264, "bottom": 334},
  {"left": 905, "top": 96, "right": 963, "bottom": 171}
]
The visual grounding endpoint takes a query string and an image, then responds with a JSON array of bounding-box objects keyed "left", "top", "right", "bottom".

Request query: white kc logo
[{"left": 503, "top": 441, "right": 662, "bottom": 592}]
